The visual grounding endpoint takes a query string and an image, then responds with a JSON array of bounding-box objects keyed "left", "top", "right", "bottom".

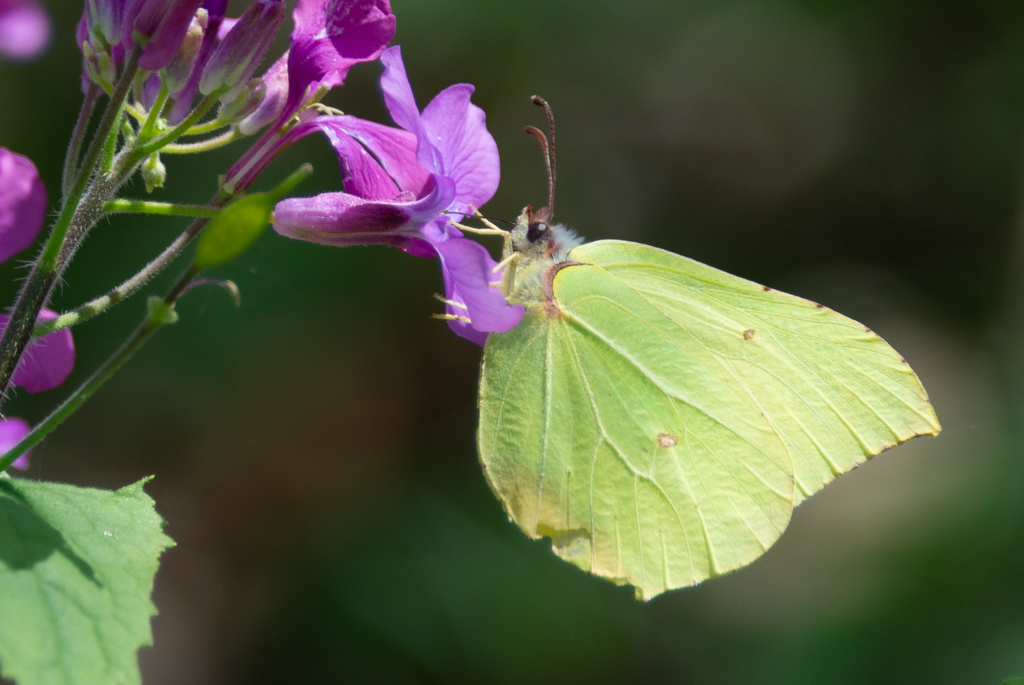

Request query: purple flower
[
  {"left": 0, "top": 150, "right": 77, "bottom": 471},
  {"left": 0, "top": 0, "right": 50, "bottom": 60},
  {"left": 0, "top": 418, "right": 31, "bottom": 470},
  {"left": 223, "top": 0, "right": 396, "bottom": 193},
  {"left": 273, "top": 46, "right": 523, "bottom": 344}
]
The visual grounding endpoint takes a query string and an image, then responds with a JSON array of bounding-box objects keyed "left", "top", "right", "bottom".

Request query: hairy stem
[
  {"left": 61, "top": 84, "right": 102, "bottom": 200},
  {"left": 162, "top": 128, "right": 242, "bottom": 154},
  {"left": 99, "top": 105, "right": 123, "bottom": 175},
  {"left": 34, "top": 190, "right": 231, "bottom": 337},
  {"left": 0, "top": 46, "right": 141, "bottom": 400},
  {"left": 139, "top": 82, "right": 170, "bottom": 142},
  {"left": 130, "top": 91, "right": 224, "bottom": 162},
  {"left": 2, "top": 262, "right": 205, "bottom": 471}
]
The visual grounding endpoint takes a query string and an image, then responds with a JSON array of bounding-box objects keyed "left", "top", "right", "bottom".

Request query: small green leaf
[
  {"left": 1004, "top": 679, "right": 1024, "bottom": 685},
  {"left": 195, "top": 163, "right": 312, "bottom": 270},
  {"left": 194, "top": 192, "right": 275, "bottom": 269},
  {"left": 0, "top": 478, "right": 174, "bottom": 685}
]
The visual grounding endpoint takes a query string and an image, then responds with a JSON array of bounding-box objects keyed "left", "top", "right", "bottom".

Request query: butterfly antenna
[{"left": 525, "top": 95, "right": 557, "bottom": 222}]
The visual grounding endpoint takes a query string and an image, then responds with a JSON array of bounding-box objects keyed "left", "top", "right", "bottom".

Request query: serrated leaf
[{"left": 0, "top": 478, "right": 174, "bottom": 685}]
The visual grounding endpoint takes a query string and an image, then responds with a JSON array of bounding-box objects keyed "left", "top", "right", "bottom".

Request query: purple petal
[
  {"left": 202, "top": 0, "right": 226, "bottom": 18},
  {"left": 316, "top": 120, "right": 400, "bottom": 201},
  {"left": 82, "top": 0, "right": 126, "bottom": 48},
  {"left": 421, "top": 84, "right": 500, "bottom": 215},
  {"left": 316, "top": 115, "right": 430, "bottom": 197},
  {"left": 0, "top": 148, "right": 46, "bottom": 264},
  {"left": 2, "top": 309, "right": 75, "bottom": 394},
  {"left": 431, "top": 236, "right": 524, "bottom": 345},
  {"left": 379, "top": 47, "right": 420, "bottom": 138},
  {"left": 215, "top": 15, "right": 236, "bottom": 39},
  {"left": 274, "top": 192, "right": 417, "bottom": 248},
  {"left": 238, "top": 52, "right": 289, "bottom": 135},
  {"left": 124, "top": 0, "right": 205, "bottom": 71},
  {"left": 0, "top": 417, "right": 31, "bottom": 470},
  {"left": 286, "top": 0, "right": 395, "bottom": 115},
  {"left": 200, "top": 0, "right": 284, "bottom": 100},
  {"left": 273, "top": 175, "right": 456, "bottom": 248},
  {"left": 0, "top": 0, "right": 50, "bottom": 60}
]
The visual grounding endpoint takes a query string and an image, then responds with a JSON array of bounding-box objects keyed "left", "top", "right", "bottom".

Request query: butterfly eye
[{"left": 527, "top": 222, "right": 549, "bottom": 243}]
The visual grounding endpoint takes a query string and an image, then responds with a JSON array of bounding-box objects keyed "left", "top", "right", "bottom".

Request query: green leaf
[
  {"left": 0, "top": 478, "right": 174, "bottom": 685},
  {"left": 194, "top": 192, "right": 275, "bottom": 269},
  {"left": 194, "top": 163, "right": 312, "bottom": 270},
  {"left": 479, "top": 239, "right": 940, "bottom": 600},
  {"left": 1004, "top": 679, "right": 1024, "bottom": 685}
]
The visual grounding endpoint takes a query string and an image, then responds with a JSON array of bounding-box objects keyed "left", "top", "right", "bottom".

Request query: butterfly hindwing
[{"left": 481, "top": 246, "right": 799, "bottom": 599}]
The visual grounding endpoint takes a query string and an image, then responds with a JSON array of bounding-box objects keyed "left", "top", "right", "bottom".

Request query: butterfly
[{"left": 474, "top": 97, "right": 941, "bottom": 601}]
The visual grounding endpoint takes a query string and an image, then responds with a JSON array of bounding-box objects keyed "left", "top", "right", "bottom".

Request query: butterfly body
[{"left": 479, "top": 209, "right": 940, "bottom": 600}]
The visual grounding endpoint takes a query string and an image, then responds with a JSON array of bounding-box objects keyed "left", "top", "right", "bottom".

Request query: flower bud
[
  {"left": 162, "top": 9, "right": 206, "bottom": 93},
  {"left": 82, "top": 40, "right": 116, "bottom": 92},
  {"left": 238, "top": 53, "right": 287, "bottom": 135},
  {"left": 82, "top": 0, "right": 126, "bottom": 48},
  {"left": 142, "top": 153, "right": 166, "bottom": 193},
  {"left": 199, "top": 0, "right": 284, "bottom": 102},
  {"left": 218, "top": 78, "right": 265, "bottom": 123},
  {"left": 123, "top": 0, "right": 205, "bottom": 71}
]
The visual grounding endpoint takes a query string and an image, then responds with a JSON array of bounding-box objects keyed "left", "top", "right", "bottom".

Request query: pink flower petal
[
  {"left": 0, "top": 309, "right": 75, "bottom": 394},
  {"left": 0, "top": 417, "right": 31, "bottom": 470},
  {"left": 0, "top": 147, "right": 46, "bottom": 264}
]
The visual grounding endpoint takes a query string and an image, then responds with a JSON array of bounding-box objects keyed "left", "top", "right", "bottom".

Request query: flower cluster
[
  {"left": 0, "top": 149, "right": 75, "bottom": 468},
  {"left": 0, "top": 0, "right": 524, "bottom": 467},
  {"left": 78, "top": 0, "right": 520, "bottom": 346}
]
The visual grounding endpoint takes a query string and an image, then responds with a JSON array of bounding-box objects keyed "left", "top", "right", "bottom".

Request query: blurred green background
[{"left": 2, "top": 0, "right": 1023, "bottom": 682}]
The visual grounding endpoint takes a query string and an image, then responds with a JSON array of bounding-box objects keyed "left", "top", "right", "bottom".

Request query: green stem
[
  {"left": 125, "top": 103, "right": 147, "bottom": 124},
  {"left": 138, "top": 82, "right": 170, "bottom": 142},
  {"left": 99, "top": 104, "right": 123, "bottom": 176},
  {"left": 33, "top": 190, "right": 232, "bottom": 337},
  {"left": 62, "top": 84, "right": 101, "bottom": 200},
  {"left": 0, "top": 45, "right": 141, "bottom": 401},
  {"left": 130, "top": 91, "right": 224, "bottom": 162},
  {"left": 162, "top": 128, "right": 242, "bottom": 154},
  {"left": 103, "top": 199, "right": 222, "bottom": 218},
  {"left": 2, "top": 263, "right": 204, "bottom": 471},
  {"left": 182, "top": 119, "right": 231, "bottom": 137},
  {"left": 0, "top": 318, "right": 163, "bottom": 471}
]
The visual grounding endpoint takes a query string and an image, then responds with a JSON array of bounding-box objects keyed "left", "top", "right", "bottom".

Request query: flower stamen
[
  {"left": 306, "top": 103, "right": 344, "bottom": 116},
  {"left": 431, "top": 313, "right": 472, "bottom": 324},
  {"left": 432, "top": 293, "right": 468, "bottom": 310}
]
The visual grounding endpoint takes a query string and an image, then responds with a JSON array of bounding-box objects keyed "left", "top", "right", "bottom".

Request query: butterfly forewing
[{"left": 567, "top": 240, "right": 941, "bottom": 505}]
